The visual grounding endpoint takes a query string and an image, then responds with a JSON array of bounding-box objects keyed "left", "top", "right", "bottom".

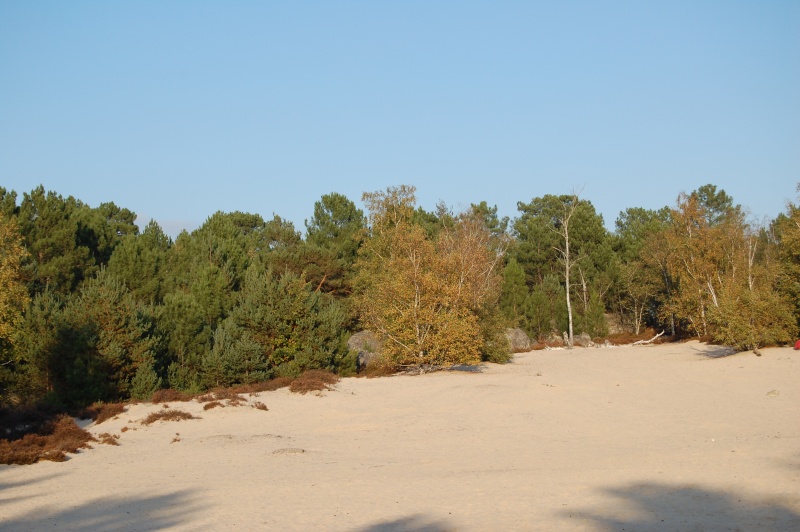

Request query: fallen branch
[{"left": 631, "top": 330, "right": 665, "bottom": 346}]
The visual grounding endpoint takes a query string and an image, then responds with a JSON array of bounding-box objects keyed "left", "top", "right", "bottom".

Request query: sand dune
[{"left": 2, "top": 341, "right": 799, "bottom": 531}]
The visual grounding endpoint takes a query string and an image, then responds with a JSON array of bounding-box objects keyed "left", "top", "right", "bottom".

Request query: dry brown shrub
[
  {"left": 230, "top": 378, "right": 291, "bottom": 394},
  {"left": 150, "top": 389, "right": 194, "bottom": 403},
  {"left": 196, "top": 378, "right": 293, "bottom": 404},
  {"left": 211, "top": 389, "right": 243, "bottom": 401},
  {"left": 252, "top": 402, "right": 268, "bottom": 411},
  {"left": 141, "top": 410, "right": 198, "bottom": 426},
  {"left": 0, "top": 415, "right": 95, "bottom": 465},
  {"left": 289, "top": 370, "right": 340, "bottom": 394},
  {"left": 98, "top": 433, "right": 120, "bottom": 446},
  {"left": 81, "top": 402, "right": 126, "bottom": 425},
  {"left": 263, "top": 377, "right": 293, "bottom": 391},
  {"left": 120, "top": 426, "right": 129, "bottom": 433},
  {"left": 203, "top": 401, "right": 223, "bottom": 410},
  {"left": 230, "top": 382, "right": 265, "bottom": 394}
]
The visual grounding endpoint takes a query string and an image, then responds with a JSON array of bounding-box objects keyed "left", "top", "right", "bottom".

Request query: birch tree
[{"left": 355, "top": 186, "right": 507, "bottom": 369}]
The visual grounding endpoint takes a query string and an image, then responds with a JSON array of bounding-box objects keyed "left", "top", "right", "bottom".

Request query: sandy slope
[{"left": 1, "top": 341, "right": 799, "bottom": 531}]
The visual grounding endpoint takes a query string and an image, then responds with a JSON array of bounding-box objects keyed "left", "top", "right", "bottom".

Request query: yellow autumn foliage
[{"left": 356, "top": 186, "right": 506, "bottom": 369}]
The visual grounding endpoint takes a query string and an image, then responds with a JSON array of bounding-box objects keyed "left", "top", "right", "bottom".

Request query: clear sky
[{"left": 1, "top": 1, "right": 798, "bottom": 237}]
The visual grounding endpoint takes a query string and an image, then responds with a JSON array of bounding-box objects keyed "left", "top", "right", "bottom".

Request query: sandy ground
[{"left": 1, "top": 341, "right": 799, "bottom": 531}]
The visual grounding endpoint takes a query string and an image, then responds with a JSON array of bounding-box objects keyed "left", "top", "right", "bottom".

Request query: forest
[{"left": 0, "top": 183, "right": 798, "bottom": 411}]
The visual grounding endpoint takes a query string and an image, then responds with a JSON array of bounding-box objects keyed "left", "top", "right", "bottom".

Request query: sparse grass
[
  {"left": 0, "top": 415, "right": 95, "bottom": 465},
  {"left": 203, "top": 401, "right": 223, "bottom": 410},
  {"left": 141, "top": 409, "right": 198, "bottom": 426},
  {"left": 198, "top": 389, "right": 245, "bottom": 406},
  {"left": 98, "top": 432, "right": 120, "bottom": 446},
  {"left": 252, "top": 401, "right": 268, "bottom": 411},
  {"left": 205, "top": 389, "right": 241, "bottom": 401},
  {"left": 289, "top": 369, "right": 340, "bottom": 394}
]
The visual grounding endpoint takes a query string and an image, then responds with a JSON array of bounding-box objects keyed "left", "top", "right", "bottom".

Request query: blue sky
[{"left": 1, "top": 1, "right": 798, "bottom": 237}]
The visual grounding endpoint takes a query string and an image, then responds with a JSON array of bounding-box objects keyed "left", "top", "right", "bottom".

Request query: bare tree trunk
[
  {"left": 553, "top": 191, "right": 581, "bottom": 347},
  {"left": 579, "top": 267, "right": 589, "bottom": 312},
  {"left": 565, "top": 236, "right": 574, "bottom": 347},
  {"left": 746, "top": 235, "right": 756, "bottom": 292}
]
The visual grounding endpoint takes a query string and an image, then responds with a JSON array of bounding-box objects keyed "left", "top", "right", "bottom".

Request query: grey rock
[
  {"left": 505, "top": 328, "right": 532, "bottom": 353},
  {"left": 546, "top": 332, "right": 564, "bottom": 346},
  {"left": 574, "top": 332, "right": 594, "bottom": 347},
  {"left": 347, "top": 331, "right": 382, "bottom": 370}
]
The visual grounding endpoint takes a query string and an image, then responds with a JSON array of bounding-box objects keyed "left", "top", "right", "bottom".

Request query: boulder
[
  {"left": 543, "top": 332, "right": 563, "bottom": 346},
  {"left": 574, "top": 332, "right": 594, "bottom": 347},
  {"left": 505, "top": 328, "right": 532, "bottom": 353},
  {"left": 347, "top": 331, "right": 382, "bottom": 370}
]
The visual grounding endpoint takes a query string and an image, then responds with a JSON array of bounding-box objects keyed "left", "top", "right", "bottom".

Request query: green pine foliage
[
  {"left": 499, "top": 258, "right": 528, "bottom": 327},
  {"left": 107, "top": 220, "right": 171, "bottom": 304},
  {"left": 229, "top": 266, "right": 349, "bottom": 378}
]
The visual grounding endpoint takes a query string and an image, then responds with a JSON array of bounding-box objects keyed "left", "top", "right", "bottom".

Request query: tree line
[{"left": 0, "top": 183, "right": 797, "bottom": 409}]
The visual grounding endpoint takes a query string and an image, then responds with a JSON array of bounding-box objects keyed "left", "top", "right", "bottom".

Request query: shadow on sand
[
  {"left": 689, "top": 344, "right": 739, "bottom": 358},
  {"left": 0, "top": 489, "right": 198, "bottom": 531},
  {"left": 562, "top": 481, "right": 800, "bottom": 531},
  {"left": 356, "top": 514, "right": 454, "bottom": 532},
  {"left": 0, "top": 473, "right": 65, "bottom": 508},
  {"left": 448, "top": 364, "right": 483, "bottom": 373}
]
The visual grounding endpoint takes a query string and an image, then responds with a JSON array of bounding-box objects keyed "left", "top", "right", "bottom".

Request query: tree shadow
[
  {"left": 356, "top": 514, "right": 455, "bottom": 532},
  {"left": 563, "top": 482, "right": 800, "bottom": 531},
  {"left": 689, "top": 344, "right": 739, "bottom": 358},
  {"left": 0, "top": 489, "right": 198, "bottom": 531},
  {"left": 448, "top": 364, "right": 483, "bottom": 373},
  {"left": 0, "top": 472, "right": 63, "bottom": 507}
]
